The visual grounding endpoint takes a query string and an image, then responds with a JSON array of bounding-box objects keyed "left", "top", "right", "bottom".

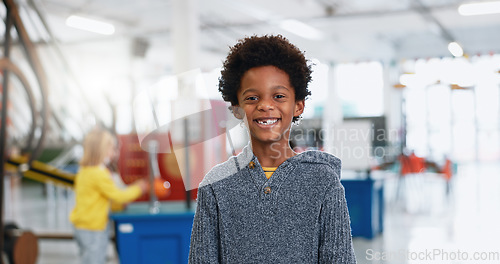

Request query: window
[{"left": 334, "top": 61, "right": 384, "bottom": 118}]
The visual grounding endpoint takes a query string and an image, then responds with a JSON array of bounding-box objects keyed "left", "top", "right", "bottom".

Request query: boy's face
[{"left": 236, "top": 65, "right": 304, "bottom": 145}]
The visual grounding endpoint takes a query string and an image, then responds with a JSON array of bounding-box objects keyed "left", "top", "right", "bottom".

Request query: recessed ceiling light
[
  {"left": 66, "top": 15, "right": 115, "bottom": 35},
  {"left": 458, "top": 1, "right": 500, "bottom": 16},
  {"left": 448, "top": 42, "right": 464, "bottom": 57}
]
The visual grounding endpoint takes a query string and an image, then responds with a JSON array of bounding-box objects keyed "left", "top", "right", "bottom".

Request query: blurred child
[
  {"left": 70, "top": 129, "right": 148, "bottom": 264},
  {"left": 189, "top": 35, "right": 356, "bottom": 263}
]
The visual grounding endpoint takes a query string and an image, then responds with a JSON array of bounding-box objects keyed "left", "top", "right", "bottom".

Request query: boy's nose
[{"left": 257, "top": 98, "right": 275, "bottom": 111}]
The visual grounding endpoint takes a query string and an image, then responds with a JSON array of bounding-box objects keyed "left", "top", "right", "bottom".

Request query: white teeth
[{"left": 257, "top": 119, "right": 278, "bottom": 125}]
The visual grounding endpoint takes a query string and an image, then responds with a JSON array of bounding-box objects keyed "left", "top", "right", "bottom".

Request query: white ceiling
[
  {"left": 11, "top": 0, "right": 500, "bottom": 67},
  {"left": 26, "top": 0, "right": 499, "bottom": 59}
]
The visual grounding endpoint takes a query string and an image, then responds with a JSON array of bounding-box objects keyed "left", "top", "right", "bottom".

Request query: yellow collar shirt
[{"left": 261, "top": 167, "right": 277, "bottom": 179}]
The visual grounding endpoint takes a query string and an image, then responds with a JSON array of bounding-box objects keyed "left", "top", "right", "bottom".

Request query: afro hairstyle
[{"left": 218, "top": 35, "right": 312, "bottom": 121}]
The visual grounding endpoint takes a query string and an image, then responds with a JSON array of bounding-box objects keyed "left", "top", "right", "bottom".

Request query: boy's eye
[
  {"left": 245, "top": 96, "right": 258, "bottom": 101},
  {"left": 275, "top": 94, "right": 285, "bottom": 99}
]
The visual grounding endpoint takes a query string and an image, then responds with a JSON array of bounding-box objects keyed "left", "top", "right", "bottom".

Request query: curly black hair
[{"left": 219, "top": 35, "right": 312, "bottom": 121}]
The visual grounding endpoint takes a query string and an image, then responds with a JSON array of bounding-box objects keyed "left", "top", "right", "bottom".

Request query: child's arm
[
  {"left": 95, "top": 171, "right": 144, "bottom": 204},
  {"left": 189, "top": 185, "right": 221, "bottom": 264},
  {"left": 318, "top": 185, "right": 357, "bottom": 263}
]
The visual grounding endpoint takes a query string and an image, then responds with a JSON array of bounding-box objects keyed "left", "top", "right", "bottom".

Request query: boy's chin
[{"left": 250, "top": 134, "right": 285, "bottom": 145}]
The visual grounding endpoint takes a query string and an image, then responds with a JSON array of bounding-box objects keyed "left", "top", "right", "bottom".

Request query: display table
[
  {"left": 341, "top": 177, "right": 384, "bottom": 239},
  {"left": 111, "top": 202, "right": 195, "bottom": 264}
]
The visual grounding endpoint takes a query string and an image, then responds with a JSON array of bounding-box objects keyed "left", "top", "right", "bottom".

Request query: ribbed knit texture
[{"left": 189, "top": 144, "right": 357, "bottom": 263}]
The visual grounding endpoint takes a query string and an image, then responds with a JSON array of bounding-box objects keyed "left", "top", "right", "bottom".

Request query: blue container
[
  {"left": 111, "top": 202, "right": 195, "bottom": 264},
  {"left": 341, "top": 178, "right": 384, "bottom": 239}
]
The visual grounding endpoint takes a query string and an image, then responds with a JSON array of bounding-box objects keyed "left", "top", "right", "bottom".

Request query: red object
[
  {"left": 118, "top": 134, "right": 149, "bottom": 201},
  {"left": 118, "top": 99, "right": 229, "bottom": 201},
  {"left": 118, "top": 133, "right": 199, "bottom": 201},
  {"left": 441, "top": 159, "right": 453, "bottom": 181},
  {"left": 156, "top": 143, "right": 200, "bottom": 201},
  {"left": 399, "top": 153, "right": 426, "bottom": 175}
]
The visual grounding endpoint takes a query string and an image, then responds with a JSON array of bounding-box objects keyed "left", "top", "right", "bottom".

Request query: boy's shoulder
[
  {"left": 295, "top": 150, "right": 341, "bottom": 170},
  {"left": 295, "top": 150, "right": 341, "bottom": 167},
  {"left": 293, "top": 150, "right": 342, "bottom": 182},
  {"left": 199, "top": 144, "right": 254, "bottom": 188}
]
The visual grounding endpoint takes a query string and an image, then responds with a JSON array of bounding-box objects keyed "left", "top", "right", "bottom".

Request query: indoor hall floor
[
  {"left": 354, "top": 162, "right": 500, "bottom": 264},
  {"left": 3, "top": 162, "right": 500, "bottom": 264}
]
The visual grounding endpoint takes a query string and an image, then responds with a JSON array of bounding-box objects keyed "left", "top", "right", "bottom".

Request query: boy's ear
[
  {"left": 294, "top": 100, "right": 305, "bottom": 118},
  {"left": 229, "top": 105, "right": 244, "bottom": 119}
]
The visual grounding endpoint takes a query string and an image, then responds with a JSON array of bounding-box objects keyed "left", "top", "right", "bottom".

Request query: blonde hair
[{"left": 80, "top": 129, "right": 115, "bottom": 166}]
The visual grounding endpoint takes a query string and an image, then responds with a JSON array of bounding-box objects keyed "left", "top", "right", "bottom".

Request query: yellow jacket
[{"left": 70, "top": 166, "right": 142, "bottom": 231}]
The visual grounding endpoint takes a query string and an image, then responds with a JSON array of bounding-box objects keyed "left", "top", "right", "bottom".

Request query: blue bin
[
  {"left": 341, "top": 178, "right": 384, "bottom": 239},
  {"left": 111, "top": 202, "right": 195, "bottom": 264}
]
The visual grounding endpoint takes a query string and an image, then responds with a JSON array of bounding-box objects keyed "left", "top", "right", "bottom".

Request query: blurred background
[{"left": 1, "top": 0, "right": 500, "bottom": 263}]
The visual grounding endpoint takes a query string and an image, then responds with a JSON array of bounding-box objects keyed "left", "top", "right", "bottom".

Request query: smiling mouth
[{"left": 254, "top": 118, "right": 280, "bottom": 126}]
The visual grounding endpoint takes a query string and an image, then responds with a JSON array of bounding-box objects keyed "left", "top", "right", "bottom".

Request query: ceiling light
[
  {"left": 279, "top": 19, "right": 323, "bottom": 40},
  {"left": 458, "top": 1, "right": 500, "bottom": 16},
  {"left": 66, "top": 15, "right": 115, "bottom": 35},
  {"left": 448, "top": 42, "right": 464, "bottom": 57}
]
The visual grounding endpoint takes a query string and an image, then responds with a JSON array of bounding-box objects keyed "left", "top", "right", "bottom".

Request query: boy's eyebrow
[
  {"left": 273, "top": 85, "right": 291, "bottom": 91},
  {"left": 241, "top": 88, "right": 258, "bottom": 96},
  {"left": 241, "top": 86, "right": 291, "bottom": 96}
]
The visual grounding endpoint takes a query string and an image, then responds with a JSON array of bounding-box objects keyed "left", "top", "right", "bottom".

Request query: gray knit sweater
[{"left": 189, "top": 144, "right": 356, "bottom": 263}]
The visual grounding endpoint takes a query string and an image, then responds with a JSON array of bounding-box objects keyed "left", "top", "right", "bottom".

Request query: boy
[{"left": 189, "top": 35, "right": 356, "bottom": 263}]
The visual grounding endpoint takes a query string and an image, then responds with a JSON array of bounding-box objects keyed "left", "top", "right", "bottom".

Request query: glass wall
[
  {"left": 333, "top": 56, "right": 500, "bottom": 163},
  {"left": 403, "top": 55, "right": 500, "bottom": 162}
]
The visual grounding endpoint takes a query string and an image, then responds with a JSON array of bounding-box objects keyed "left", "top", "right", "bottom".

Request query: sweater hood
[
  {"left": 287, "top": 148, "right": 341, "bottom": 168},
  {"left": 199, "top": 142, "right": 341, "bottom": 188}
]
